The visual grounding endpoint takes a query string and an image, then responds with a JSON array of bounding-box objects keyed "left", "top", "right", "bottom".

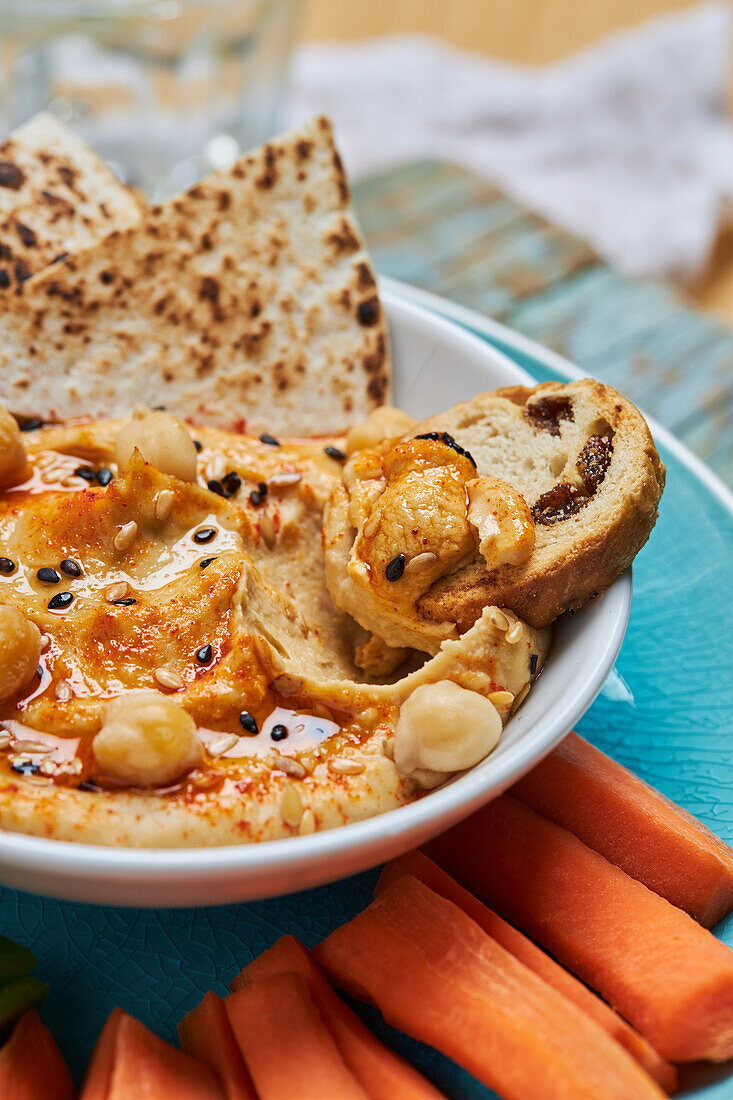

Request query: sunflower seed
[
  {"left": 405, "top": 551, "right": 437, "bottom": 574},
  {"left": 488, "top": 690, "right": 515, "bottom": 707},
  {"left": 259, "top": 511, "right": 276, "bottom": 549},
  {"left": 268, "top": 471, "right": 302, "bottom": 489},
  {"left": 207, "top": 733, "right": 239, "bottom": 757},
  {"left": 271, "top": 755, "right": 306, "bottom": 779},
  {"left": 299, "top": 808, "right": 316, "bottom": 835},
  {"left": 154, "top": 489, "right": 174, "bottom": 522}
]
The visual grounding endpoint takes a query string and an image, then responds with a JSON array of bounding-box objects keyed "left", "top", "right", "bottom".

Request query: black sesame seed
[
  {"left": 239, "top": 711, "right": 259, "bottom": 735},
  {"left": 199, "top": 557, "right": 217, "bottom": 569},
  {"left": 37, "top": 567, "right": 60, "bottom": 584},
  {"left": 59, "top": 558, "right": 82, "bottom": 578},
  {"left": 270, "top": 723, "right": 289, "bottom": 742},
  {"left": 325, "top": 445, "right": 346, "bottom": 461},
  {"left": 113, "top": 597, "right": 136, "bottom": 606},
  {"left": 193, "top": 439, "right": 203, "bottom": 453},
  {"left": 207, "top": 479, "right": 226, "bottom": 497},
  {"left": 257, "top": 481, "right": 268, "bottom": 496},
  {"left": 11, "top": 760, "right": 38, "bottom": 776},
  {"left": 19, "top": 417, "right": 43, "bottom": 432},
  {"left": 530, "top": 653, "right": 539, "bottom": 676},
  {"left": 74, "top": 465, "right": 96, "bottom": 482},
  {"left": 223, "top": 472, "right": 242, "bottom": 495},
  {"left": 36, "top": 664, "right": 43, "bottom": 678},
  {"left": 96, "top": 467, "right": 113, "bottom": 487},
  {"left": 48, "top": 591, "right": 73, "bottom": 611},
  {"left": 259, "top": 434, "right": 280, "bottom": 447},
  {"left": 249, "top": 489, "right": 262, "bottom": 506},
  {"left": 193, "top": 527, "right": 217, "bottom": 544},
  {"left": 152, "top": 405, "right": 167, "bottom": 411},
  {"left": 415, "top": 431, "right": 477, "bottom": 468},
  {"left": 0, "top": 557, "right": 15, "bottom": 575},
  {"left": 385, "top": 554, "right": 406, "bottom": 582},
  {"left": 78, "top": 780, "right": 100, "bottom": 792},
  {"left": 196, "top": 644, "right": 213, "bottom": 664}
]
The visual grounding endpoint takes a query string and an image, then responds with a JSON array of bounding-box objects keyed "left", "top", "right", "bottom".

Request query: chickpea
[
  {"left": 0, "top": 406, "right": 29, "bottom": 489},
  {"left": 346, "top": 406, "right": 417, "bottom": 455},
  {"left": 93, "top": 691, "right": 203, "bottom": 787},
  {"left": 393, "top": 680, "right": 502, "bottom": 782},
  {"left": 0, "top": 605, "right": 42, "bottom": 703},
  {"left": 115, "top": 409, "right": 197, "bottom": 482}
]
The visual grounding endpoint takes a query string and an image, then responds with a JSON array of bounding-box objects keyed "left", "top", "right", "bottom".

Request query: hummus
[{"left": 0, "top": 412, "right": 549, "bottom": 847}]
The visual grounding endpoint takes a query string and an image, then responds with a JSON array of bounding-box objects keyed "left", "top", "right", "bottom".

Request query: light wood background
[{"left": 303, "top": 0, "right": 733, "bottom": 325}]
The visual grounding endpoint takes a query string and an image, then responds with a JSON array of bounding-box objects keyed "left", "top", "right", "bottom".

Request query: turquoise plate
[{"left": 1, "top": 282, "right": 731, "bottom": 1098}]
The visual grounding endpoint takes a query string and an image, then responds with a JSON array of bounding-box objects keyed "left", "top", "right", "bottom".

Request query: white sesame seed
[
  {"left": 12, "top": 740, "right": 52, "bottom": 754},
  {"left": 154, "top": 489, "right": 174, "bottom": 522},
  {"left": 113, "top": 520, "right": 138, "bottom": 552},
  {"left": 105, "top": 581, "right": 128, "bottom": 603},
  {"left": 259, "top": 511, "right": 276, "bottom": 549},
  {"left": 488, "top": 690, "right": 515, "bottom": 707},
  {"left": 0, "top": 731, "right": 11, "bottom": 748},
  {"left": 505, "top": 621, "right": 524, "bottom": 644},
  {"left": 154, "top": 667, "right": 184, "bottom": 691},
  {"left": 54, "top": 681, "right": 72, "bottom": 702},
  {"left": 24, "top": 775, "right": 52, "bottom": 787},
  {"left": 489, "top": 608, "right": 509, "bottom": 631},
  {"left": 280, "top": 783, "right": 303, "bottom": 827},
  {"left": 268, "top": 470, "right": 302, "bottom": 489},
  {"left": 39, "top": 634, "right": 51, "bottom": 652},
  {"left": 271, "top": 755, "right": 306, "bottom": 779},
  {"left": 328, "top": 757, "right": 365, "bottom": 776},
  {"left": 299, "top": 808, "right": 316, "bottom": 835},
  {"left": 405, "top": 551, "right": 437, "bottom": 574},
  {"left": 207, "top": 734, "right": 239, "bottom": 758},
  {"left": 271, "top": 674, "right": 303, "bottom": 697}
]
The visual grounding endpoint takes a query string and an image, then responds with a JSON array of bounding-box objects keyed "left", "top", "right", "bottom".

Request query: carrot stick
[
  {"left": 226, "top": 972, "right": 371, "bottom": 1100},
  {"left": 81, "top": 1009, "right": 222, "bottom": 1100},
  {"left": 426, "top": 795, "right": 733, "bottom": 1063},
  {"left": 377, "top": 851, "right": 676, "bottom": 1093},
  {"left": 230, "top": 935, "right": 445, "bottom": 1099},
  {"left": 510, "top": 731, "right": 733, "bottom": 927},
  {"left": 315, "top": 875, "right": 666, "bottom": 1100},
  {"left": 179, "top": 991, "right": 255, "bottom": 1100},
  {"left": 0, "top": 1010, "right": 76, "bottom": 1100}
]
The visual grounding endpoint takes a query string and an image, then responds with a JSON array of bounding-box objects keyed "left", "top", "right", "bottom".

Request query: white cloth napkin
[{"left": 289, "top": 2, "right": 733, "bottom": 279}]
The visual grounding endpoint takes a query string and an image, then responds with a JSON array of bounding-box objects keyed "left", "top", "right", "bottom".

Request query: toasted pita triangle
[
  {"left": 2, "top": 116, "right": 389, "bottom": 436},
  {"left": 0, "top": 112, "right": 141, "bottom": 289}
]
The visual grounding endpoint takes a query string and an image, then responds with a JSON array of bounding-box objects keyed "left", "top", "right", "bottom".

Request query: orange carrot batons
[
  {"left": 426, "top": 795, "right": 733, "bottom": 1063},
  {"left": 315, "top": 875, "right": 666, "bottom": 1100},
  {"left": 179, "top": 991, "right": 255, "bottom": 1100},
  {"left": 0, "top": 1010, "right": 76, "bottom": 1100},
  {"left": 511, "top": 731, "right": 733, "bottom": 926},
  {"left": 377, "top": 851, "right": 676, "bottom": 1093},
  {"left": 81, "top": 1009, "right": 222, "bottom": 1100},
  {"left": 230, "top": 934, "right": 445, "bottom": 1099},
  {"left": 226, "top": 971, "right": 371, "bottom": 1100}
]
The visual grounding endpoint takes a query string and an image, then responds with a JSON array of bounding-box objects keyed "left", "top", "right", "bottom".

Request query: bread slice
[
  {"left": 416, "top": 378, "right": 665, "bottom": 629},
  {"left": 322, "top": 378, "right": 664, "bottom": 650}
]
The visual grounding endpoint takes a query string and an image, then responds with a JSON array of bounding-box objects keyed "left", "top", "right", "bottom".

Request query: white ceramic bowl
[{"left": 0, "top": 287, "right": 631, "bottom": 906}]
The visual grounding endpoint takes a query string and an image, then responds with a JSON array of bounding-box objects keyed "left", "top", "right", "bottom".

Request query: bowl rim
[{"left": 0, "top": 286, "right": 631, "bottom": 892}]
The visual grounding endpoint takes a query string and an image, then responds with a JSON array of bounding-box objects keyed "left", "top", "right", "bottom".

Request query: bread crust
[{"left": 417, "top": 379, "right": 665, "bottom": 629}]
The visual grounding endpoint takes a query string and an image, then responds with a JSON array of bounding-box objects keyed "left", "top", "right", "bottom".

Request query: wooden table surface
[
  {"left": 304, "top": 0, "right": 733, "bottom": 330},
  {"left": 353, "top": 160, "right": 733, "bottom": 485}
]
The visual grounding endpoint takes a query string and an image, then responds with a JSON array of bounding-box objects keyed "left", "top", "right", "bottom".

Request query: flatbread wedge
[
  {"left": 1, "top": 116, "right": 390, "bottom": 436},
  {"left": 0, "top": 112, "right": 141, "bottom": 290}
]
